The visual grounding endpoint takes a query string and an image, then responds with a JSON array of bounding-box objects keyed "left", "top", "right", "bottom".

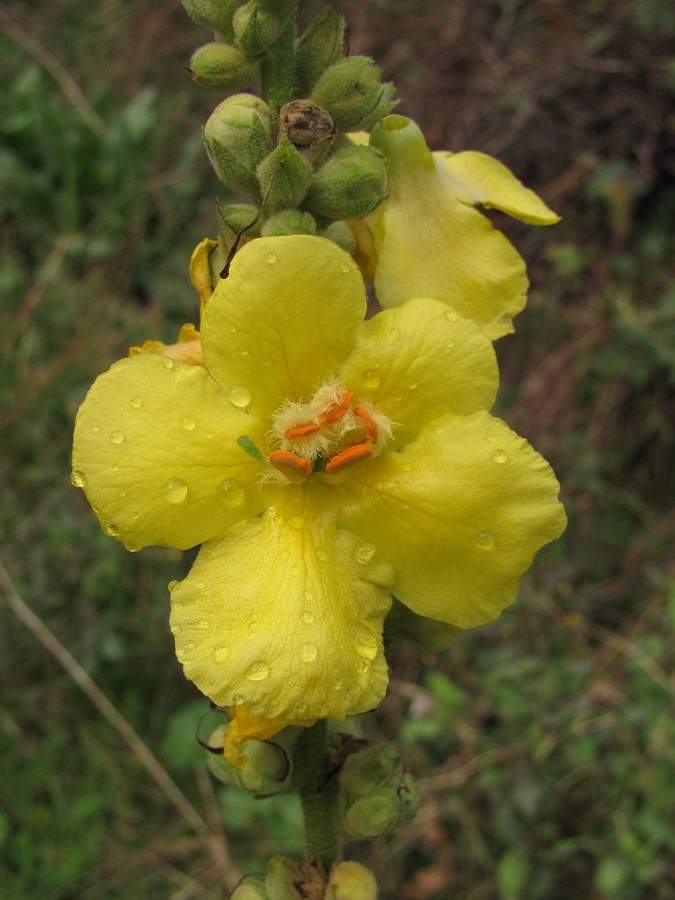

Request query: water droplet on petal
[
  {"left": 227, "top": 385, "right": 251, "bottom": 408},
  {"left": 92, "top": 425, "right": 100, "bottom": 434},
  {"left": 181, "top": 416, "right": 196, "bottom": 431},
  {"left": 296, "top": 702, "right": 308, "bottom": 717},
  {"left": 232, "top": 693, "right": 245, "bottom": 705},
  {"left": 361, "top": 369, "right": 381, "bottom": 390},
  {"left": 356, "top": 659, "right": 369, "bottom": 674},
  {"left": 214, "top": 645, "right": 230, "bottom": 662},
  {"left": 102, "top": 522, "right": 119, "bottom": 537},
  {"left": 316, "top": 702, "right": 328, "bottom": 716},
  {"left": 435, "top": 424, "right": 445, "bottom": 435},
  {"left": 290, "top": 564, "right": 300, "bottom": 576},
  {"left": 445, "top": 338, "right": 455, "bottom": 348},
  {"left": 196, "top": 581, "right": 205, "bottom": 590},
  {"left": 168, "top": 580, "right": 181, "bottom": 592},
  {"left": 316, "top": 549, "right": 329, "bottom": 563},
  {"left": 303, "top": 590, "right": 314, "bottom": 602},
  {"left": 402, "top": 462, "right": 413, "bottom": 473},
  {"left": 163, "top": 478, "right": 189, "bottom": 504},
  {"left": 340, "top": 264, "right": 350, "bottom": 274},
  {"left": 196, "top": 619, "right": 211, "bottom": 630},
  {"left": 405, "top": 377, "right": 418, "bottom": 390},
  {"left": 163, "top": 358, "right": 175, "bottom": 370},
  {"left": 354, "top": 542, "right": 376, "bottom": 565},
  {"left": 477, "top": 530, "right": 495, "bottom": 550},
  {"left": 266, "top": 252, "right": 277, "bottom": 264},
  {"left": 170, "top": 624, "right": 182, "bottom": 635},
  {"left": 445, "top": 310, "right": 459, "bottom": 322},
  {"left": 124, "top": 541, "right": 139, "bottom": 552},
  {"left": 492, "top": 449, "right": 507, "bottom": 464},
  {"left": 487, "top": 434, "right": 498, "bottom": 444},
  {"left": 260, "top": 353, "right": 272, "bottom": 366},
  {"left": 110, "top": 431, "right": 125, "bottom": 444},
  {"left": 351, "top": 624, "right": 378, "bottom": 660},
  {"left": 130, "top": 397, "right": 142, "bottom": 409},
  {"left": 70, "top": 469, "right": 86, "bottom": 488},
  {"left": 247, "top": 630, "right": 258, "bottom": 641},
  {"left": 388, "top": 328, "right": 401, "bottom": 341},
  {"left": 246, "top": 660, "right": 270, "bottom": 681},
  {"left": 301, "top": 643, "right": 317, "bottom": 662},
  {"left": 221, "top": 478, "right": 245, "bottom": 507},
  {"left": 332, "top": 677, "right": 343, "bottom": 691},
  {"left": 345, "top": 687, "right": 357, "bottom": 705},
  {"left": 302, "top": 610, "right": 315, "bottom": 624}
]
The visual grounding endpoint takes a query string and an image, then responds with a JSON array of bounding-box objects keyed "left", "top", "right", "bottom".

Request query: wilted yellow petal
[{"left": 434, "top": 150, "right": 560, "bottom": 224}]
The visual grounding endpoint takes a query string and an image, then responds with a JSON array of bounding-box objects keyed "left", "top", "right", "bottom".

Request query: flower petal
[
  {"left": 333, "top": 410, "right": 566, "bottom": 628},
  {"left": 72, "top": 353, "right": 267, "bottom": 550},
  {"left": 170, "top": 488, "right": 393, "bottom": 722},
  {"left": 201, "top": 236, "right": 366, "bottom": 419},
  {"left": 338, "top": 297, "right": 498, "bottom": 445},
  {"left": 368, "top": 116, "right": 529, "bottom": 340},
  {"left": 434, "top": 151, "right": 560, "bottom": 225}
]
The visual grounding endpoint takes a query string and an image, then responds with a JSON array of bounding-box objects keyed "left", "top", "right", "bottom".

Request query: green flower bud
[
  {"left": 203, "top": 94, "right": 274, "bottom": 200},
  {"left": 340, "top": 743, "right": 402, "bottom": 797},
  {"left": 277, "top": 100, "right": 336, "bottom": 166},
  {"left": 233, "top": 1, "right": 283, "bottom": 57},
  {"left": 205, "top": 727, "right": 291, "bottom": 796},
  {"left": 257, "top": 140, "right": 313, "bottom": 212},
  {"left": 295, "top": 8, "right": 346, "bottom": 97},
  {"left": 231, "top": 877, "right": 269, "bottom": 900},
  {"left": 343, "top": 787, "right": 400, "bottom": 837},
  {"left": 318, "top": 220, "right": 356, "bottom": 254},
  {"left": 304, "top": 145, "right": 387, "bottom": 220},
  {"left": 181, "top": 0, "right": 239, "bottom": 38},
  {"left": 311, "top": 56, "right": 397, "bottom": 132},
  {"left": 326, "top": 862, "right": 378, "bottom": 900},
  {"left": 190, "top": 42, "right": 256, "bottom": 89},
  {"left": 261, "top": 209, "right": 317, "bottom": 237}
]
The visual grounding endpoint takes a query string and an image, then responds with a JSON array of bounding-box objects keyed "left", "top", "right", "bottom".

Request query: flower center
[{"left": 265, "top": 382, "right": 393, "bottom": 484}]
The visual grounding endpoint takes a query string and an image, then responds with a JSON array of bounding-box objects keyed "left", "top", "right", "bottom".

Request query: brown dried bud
[{"left": 277, "top": 99, "right": 336, "bottom": 166}]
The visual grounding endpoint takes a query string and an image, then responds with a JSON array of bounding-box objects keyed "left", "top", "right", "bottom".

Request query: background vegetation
[{"left": 1, "top": 0, "right": 673, "bottom": 897}]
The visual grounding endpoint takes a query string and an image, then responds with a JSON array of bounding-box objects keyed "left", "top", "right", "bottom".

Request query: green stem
[
  {"left": 294, "top": 719, "right": 339, "bottom": 868},
  {"left": 261, "top": 8, "right": 296, "bottom": 110}
]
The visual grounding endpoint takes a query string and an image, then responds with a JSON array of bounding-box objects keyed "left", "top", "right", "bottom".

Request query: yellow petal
[
  {"left": 434, "top": 150, "right": 560, "bottom": 224},
  {"left": 189, "top": 237, "right": 221, "bottom": 313},
  {"left": 201, "top": 236, "right": 366, "bottom": 419},
  {"left": 128, "top": 323, "right": 205, "bottom": 367},
  {"left": 333, "top": 410, "right": 566, "bottom": 628},
  {"left": 222, "top": 708, "right": 298, "bottom": 770},
  {"left": 368, "top": 116, "right": 529, "bottom": 340},
  {"left": 170, "top": 488, "right": 394, "bottom": 722},
  {"left": 338, "top": 297, "right": 498, "bottom": 445},
  {"left": 72, "top": 353, "right": 267, "bottom": 550}
]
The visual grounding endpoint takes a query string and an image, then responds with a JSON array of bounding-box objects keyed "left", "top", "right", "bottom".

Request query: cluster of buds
[{"left": 183, "top": 0, "right": 396, "bottom": 257}]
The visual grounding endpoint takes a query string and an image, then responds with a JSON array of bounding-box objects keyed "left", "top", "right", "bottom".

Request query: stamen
[
  {"left": 284, "top": 421, "right": 322, "bottom": 440},
  {"left": 325, "top": 443, "right": 373, "bottom": 474},
  {"left": 352, "top": 406, "right": 378, "bottom": 443},
  {"left": 269, "top": 449, "right": 313, "bottom": 484},
  {"left": 319, "top": 390, "right": 353, "bottom": 424}
]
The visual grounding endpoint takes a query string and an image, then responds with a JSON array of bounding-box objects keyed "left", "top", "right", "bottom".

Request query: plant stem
[
  {"left": 295, "top": 718, "right": 339, "bottom": 868},
  {"left": 261, "top": 9, "right": 297, "bottom": 110}
]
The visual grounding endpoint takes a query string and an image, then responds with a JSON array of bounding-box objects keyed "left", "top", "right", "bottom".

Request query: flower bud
[
  {"left": 206, "top": 726, "right": 291, "bottom": 796},
  {"left": 233, "top": 1, "right": 283, "bottom": 57},
  {"left": 311, "top": 56, "right": 397, "bottom": 132},
  {"left": 295, "top": 8, "right": 346, "bottom": 97},
  {"left": 230, "top": 878, "right": 269, "bottom": 900},
  {"left": 265, "top": 856, "right": 325, "bottom": 900},
  {"left": 326, "top": 862, "right": 378, "bottom": 900},
  {"left": 181, "top": 0, "right": 238, "bottom": 39},
  {"left": 343, "top": 788, "right": 400, "bottom": 837},
  {"left": 340, "top": 743, "right": 402, "bottom": 796},
  {"left": 261, "top": 209, "right": 316, "bottom": 237},
  {"left": 318, "top": 220, "right": 356, "bottom": 254},
  {"left": 203, "top": 94, "right": 274, "bottom": 200},
  {"left": 304, "top": 145, "right": 387, "bottom": 220},
  {"left": 277, "top": 100, "right": 336, "bottom": 166},
  {"left": 190, "top": 42, "right": 256, "bottom": 89},
  {"left": 256, "top": 140, "right": 313, "bottom": 212}
]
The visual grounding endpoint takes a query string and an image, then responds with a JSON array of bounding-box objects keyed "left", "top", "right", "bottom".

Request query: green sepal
[
  {"left": 295, "top": 7, "right": 346, "bottom": 97},
  {"left": 256, "top": 140, "right": 313, "bottom": 212},
  {"left": 311, "top": 56, "right": 397, "bottom": 131},
  {"left": 304, "top": 145, "right": 387, "bottom": 220},
  {"left": 261, "top": 209, "right": 317, "bottom": 237},
  {"left": 233, "top": 1, "right": 283, "bottom": 57},
  {"left": 203, "top": 94, "right": 273, "bottom": 200},
  {"left": 181, "top": 0, "right": 239, "bottom": 39},
  {"left": 384, "top": 596, "right": 462, "bottom": 651},
  {"left": 189, "top": 42, "right": 256, "bottom": 89},
  {"left": 217, "top": 203, "right": 263, "bottom": 237}
]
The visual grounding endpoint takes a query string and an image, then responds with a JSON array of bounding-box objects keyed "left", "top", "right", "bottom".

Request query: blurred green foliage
[{"left": 1, "top": 0, "right": 674, "bottom": 898}]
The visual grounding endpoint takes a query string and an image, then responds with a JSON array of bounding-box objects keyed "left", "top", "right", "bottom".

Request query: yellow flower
[
  {"left": 72, "top": 235, "right": 565, "bottom": 749},
  {"left": 358, "top": 114, "right": 560, "bottom": 340}
]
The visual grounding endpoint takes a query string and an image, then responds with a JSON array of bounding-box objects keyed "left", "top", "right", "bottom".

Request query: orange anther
[
  {"left": 319, "top": 390, "right": 353, "bottom": 424},
  {"left": 269, "top": 450, "right": 313, "bottom": 484},
  {"left": 284, "top": 420, "right": 322, "bottom": 440},
  {"left": 352, "top": 405, "right": 378, "bottom": 442},
  {"left": 325, "top": 443, "right": 373, "bottom": 474}
]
